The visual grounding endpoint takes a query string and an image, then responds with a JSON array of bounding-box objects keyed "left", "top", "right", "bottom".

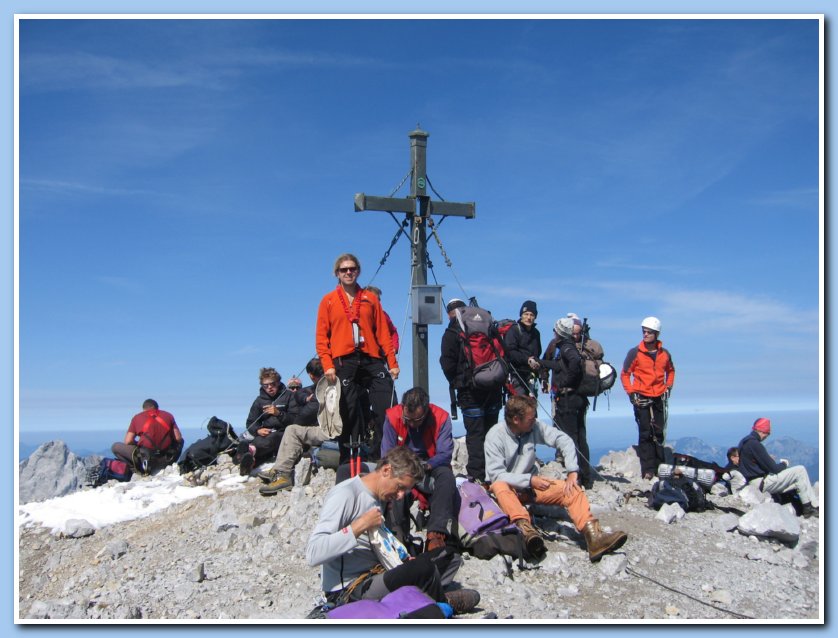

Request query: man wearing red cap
[{"left": 738, "top": 417, "right": 818, "bottom": 518}]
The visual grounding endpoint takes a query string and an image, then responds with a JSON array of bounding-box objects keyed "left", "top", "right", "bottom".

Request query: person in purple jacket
[{"left": 381, "top": 386, "right": 458, "bottom": 553}]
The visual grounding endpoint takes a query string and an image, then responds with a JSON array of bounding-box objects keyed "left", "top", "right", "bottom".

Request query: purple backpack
[
  {"left": 326, "top": 586, "right": 445, "bottom": 619},
  {"left": 457, "top": 479, "right": 525, "bottom": 563},
  {"left": 458, "top": 479, "right": 510, "bottom": 542}
]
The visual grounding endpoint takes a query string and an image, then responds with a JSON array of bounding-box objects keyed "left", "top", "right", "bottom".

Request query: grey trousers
[
  {"left": 761, "top": 465, "right": 816, "bottom": 505},
  {"left": 271, "top": 424, "right": 328, "bottom": 475}
]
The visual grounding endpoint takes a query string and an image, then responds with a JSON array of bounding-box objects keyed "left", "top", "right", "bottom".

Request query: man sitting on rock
[
  {"left": 259, "top": 358, "right": 329, "bottom": 494},
  {"left": 722, "top": 447, "right": 747, "bottom": 492},
  {"left": 112, "top": 398, "right": 183, "bottom": 475},
  {"left": 237, "top": 367, "right": 292, "bottom": 476},
  {"left": 484, "top": 394, "right": 627, "bottom": 561},
  {"left": 738, "top": 417, "right": 818, "bottom": 518},
  {"left": 380, "top": 386, "right": 458, "bottom": 553},
  {"left": 305, "top": 446, "right": 480, "bottom": 615}
]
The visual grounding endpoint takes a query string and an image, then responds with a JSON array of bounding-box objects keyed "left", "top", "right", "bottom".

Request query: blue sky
[
  {"left": 7, "top": 2, "right": 830, "bottom": 633},
  {"left": 17, "top": 16, "right": 822, "bottom": 439}
]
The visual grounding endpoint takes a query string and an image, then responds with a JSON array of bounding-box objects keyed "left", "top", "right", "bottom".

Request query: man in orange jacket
[
  {"left": 621, "top": 316, "right": 675, "bottom": 480},
  {"left": 316, "top": 253, "right": 399, "bottom": 466}
]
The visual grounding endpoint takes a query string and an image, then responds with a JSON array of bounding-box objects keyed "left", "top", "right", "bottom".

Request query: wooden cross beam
[{"left": 354, "top": 128, "right": 476, "bottom": 392}]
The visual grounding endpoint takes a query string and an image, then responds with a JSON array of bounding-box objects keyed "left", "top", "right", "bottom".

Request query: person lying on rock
[
  {"left": 738, "top": 417, "right": 818, "bottom": 518},
  {"left": 484, "top": 394, "right": 627, "bottom": 561},
  {"left": 305, "top": 446, "right": 480, "bottom": 615},
  {"left": 380, "top": 386, "right": 458, "bottom": 553}
]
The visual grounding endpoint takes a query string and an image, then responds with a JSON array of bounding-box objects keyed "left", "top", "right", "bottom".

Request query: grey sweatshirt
[
  {"left": 305, "top": 476, "right": 381, "bottom": 592},
  {"left": 484, "top": 420, "right": 579, "bottom": 489}
]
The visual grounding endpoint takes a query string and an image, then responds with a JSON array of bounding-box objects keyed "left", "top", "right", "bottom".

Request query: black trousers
[
  {"left": 634, "top": 395, "right": 666, "bottom": 476},
  {"left": 554, "top": 392, "right": 591, "bottom": 485},
  {"left": 387, "top": 465, "right": 459, "bottom": 540},
  {"left": 457, "top": 387, "right": 502, "bottom": 480},
  {"left": 334, "top": 352, "right": 393, "bottom": 463},
  {"left": 359, "top": 548, "right": 456, "bottom": 603}
]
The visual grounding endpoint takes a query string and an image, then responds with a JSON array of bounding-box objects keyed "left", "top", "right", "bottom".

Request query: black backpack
[
  {"left": 178, "top": 417, "right": 239, "bottom": 474},
  {"left": 649, "top": 475, "right": 707, "bottom": 512}
]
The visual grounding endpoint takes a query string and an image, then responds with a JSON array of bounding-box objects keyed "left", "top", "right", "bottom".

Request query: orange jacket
[
  {"left": 620, "top": 339, "right": 675, "bottom": 398},
  {"left": 316, "top": 286, "right": 398, "bottom": 371}
]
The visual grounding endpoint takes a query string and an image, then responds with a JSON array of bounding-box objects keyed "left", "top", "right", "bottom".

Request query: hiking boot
[
  {"left": 515, "top": 518, "right": 546, "bottom": 558},
  {"left": 257, "top": 468, "right": 279, "bottom": 483},
  {"left": 259, "top": 473, "right": 293, "bottom": 495},
  {"left": 239, "top": 452, "right": 254, "bottom": 477},
  {"left": 443, "top": 588, "right": 480, "bottom": 615},
  {"left": 583, "top": 519, "right": 628, "bottom": 562},
  {"left": 801, "top": 503, "right": 819, "bottom": 519},
  {"left": 425, "top": 531, "right": 447, "bottom": 553}
]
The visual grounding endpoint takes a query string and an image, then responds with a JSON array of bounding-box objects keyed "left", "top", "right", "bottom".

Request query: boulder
[
  {"left": 18, "top": 441, "right": 100, "bottom": 504},
  {"left": 737, "top": 502, "right": 800, "bottom": 542},
  {"left": 598, "top": 448, "right": 642, "bottom": 479}
]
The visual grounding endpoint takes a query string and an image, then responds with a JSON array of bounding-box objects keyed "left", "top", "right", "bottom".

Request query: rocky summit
[{"left": 17, "top": 441, "right": 821, "bottom": 622}]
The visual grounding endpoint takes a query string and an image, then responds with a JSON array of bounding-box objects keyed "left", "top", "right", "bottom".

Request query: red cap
[{"left": 752, "top": 417, "right": 771, "bottom": 434}]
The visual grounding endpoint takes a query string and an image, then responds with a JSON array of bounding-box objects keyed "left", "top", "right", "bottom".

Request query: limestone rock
[
  {"left": 738, "top": 502, "right": 800, "bottom": 542},
  {"left": 18, "top": 441, "right": 100, "bottom": 504}
]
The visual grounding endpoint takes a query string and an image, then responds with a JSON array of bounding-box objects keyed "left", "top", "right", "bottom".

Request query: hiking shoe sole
[{"left": 444, "top": 588, "right": 480, "bottom": 615}]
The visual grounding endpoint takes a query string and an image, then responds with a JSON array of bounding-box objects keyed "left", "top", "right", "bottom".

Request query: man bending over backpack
[
  {"left": 112, "top": 399, "right": 183, "bottom": 475},
  {"left": 484, "top": 395, "right": 627, "bottom": 561},
  {"left": 305, "top": 446, "right": 479, "bottom": 615}
]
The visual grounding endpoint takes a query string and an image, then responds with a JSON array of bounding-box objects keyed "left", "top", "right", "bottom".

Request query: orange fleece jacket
[{"left": 316, "top": 287, "right": 398, "bottom": 371}]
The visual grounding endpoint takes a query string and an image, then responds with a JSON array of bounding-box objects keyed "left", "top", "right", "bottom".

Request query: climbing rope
[{"left": 625, "top": 566, "right": 754, "bottom": 620}]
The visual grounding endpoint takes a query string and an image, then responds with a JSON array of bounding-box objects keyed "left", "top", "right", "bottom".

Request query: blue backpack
[{"left": 649, "top": 476, "right": 707, "bottom": 512}]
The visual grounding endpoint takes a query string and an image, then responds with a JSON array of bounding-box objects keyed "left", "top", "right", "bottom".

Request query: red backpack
[
  {"left": 137, "top": 410, "right": 174, "bottom": 452},
  {"left": 455, "top": 306, "right": 508, "bottom": 390}
]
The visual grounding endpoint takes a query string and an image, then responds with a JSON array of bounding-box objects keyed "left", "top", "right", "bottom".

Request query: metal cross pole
[{"left": 354, "top": 127, "right": 476, "bottom": 392}]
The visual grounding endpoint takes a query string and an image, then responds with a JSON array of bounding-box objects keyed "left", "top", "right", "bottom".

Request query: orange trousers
[{"left": 490, "top": 478, "right": 594, "bottom": 532}]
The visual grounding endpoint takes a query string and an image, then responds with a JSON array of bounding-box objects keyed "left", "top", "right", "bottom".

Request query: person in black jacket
[
  {"left": 543, "top": 316, "right": 597, "bottom": 487},
  {"left": 538, "top": 317, "right": 585, "bottom": 478},
  {"left": 236, "top": 367, "right": 292, "bottom": 476},
  {"left": 738, "top": 417, "right": 818, "bottom": 518},
  {"left": 503, "top": 300, "right": 543, "bottom": 397},
  {"left": 439, "top": 298, "right": 502, "bottom": 482},
  {"left": 259, "top": 358, "right": 328, "bottom": 493}
]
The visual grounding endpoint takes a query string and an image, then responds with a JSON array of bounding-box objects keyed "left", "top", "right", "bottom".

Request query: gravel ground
[{"left": 17, "top": 450, "right": 821, "bottom": 622}]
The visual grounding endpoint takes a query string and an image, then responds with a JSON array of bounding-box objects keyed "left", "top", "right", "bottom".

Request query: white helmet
[{"left": 641, "top": 316, "right": 661, "bottom": 333}]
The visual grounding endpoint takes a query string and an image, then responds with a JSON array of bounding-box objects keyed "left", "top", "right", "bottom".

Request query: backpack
[
  {"left": 86, "top": 458, "right": 133, "bottom": 487},
  {"left": 178, "top": 416, "right": 239, "bottom": 474},
  {"left": 457, "top": 479, "right": 525, "bottom": 564},
  {"left": 326, "top": 586, "right": 445, "bottom": 619},
  {"left": 575, "top": 360, "right": 616, "bottom": 397},
  {"left": 649, "top": 476, "right": 707, "bottom": 512},
  {"left": 455, "top": 307, "right": 508, "bottom": 390},
  {"left": 137, "top": 410, "right": 175, "bottom": 452},
  {"left": 495, "top": 318, "right": 517, "bottom": 340},
  {"left": 670, "top": 452, "right": 726, "bottom": 486}
]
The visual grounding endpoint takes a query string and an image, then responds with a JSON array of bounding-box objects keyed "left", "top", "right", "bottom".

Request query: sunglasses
[
  {"left": 403, "top": 411, "right": 427, "bottom": 425},
  {"left": 261, "top": 381, "right": 279, "bottom": 389},
  {"left": 338, "top": 266, "right": 358, "bottom": 274}
]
